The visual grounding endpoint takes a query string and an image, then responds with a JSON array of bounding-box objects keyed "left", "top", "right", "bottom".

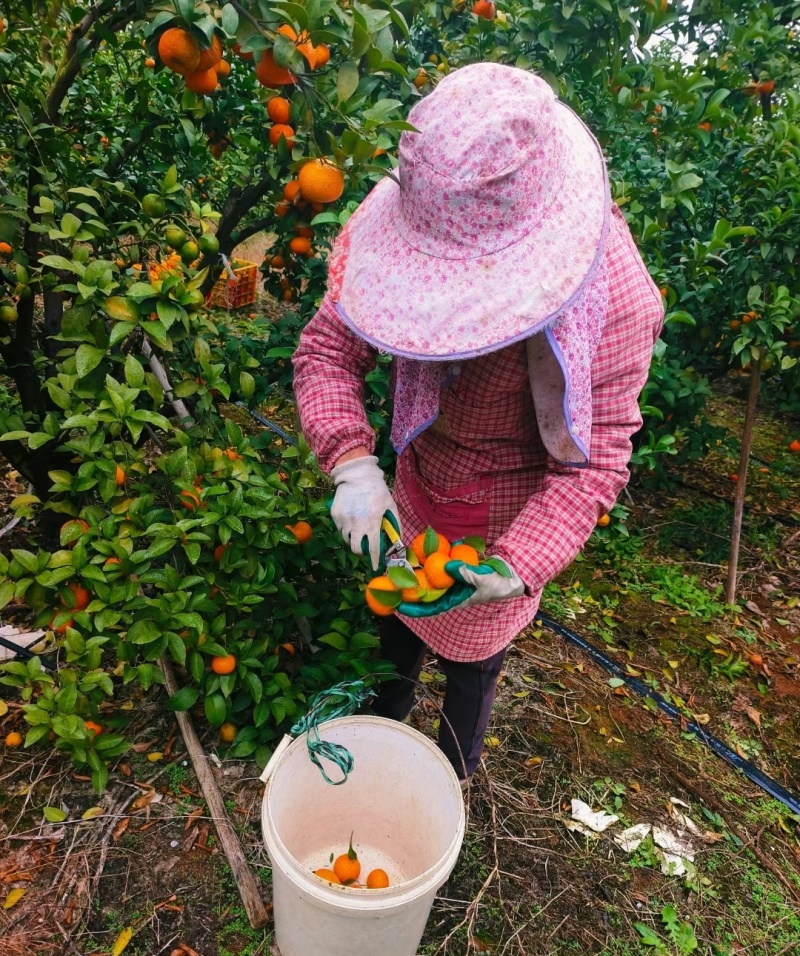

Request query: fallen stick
[{"left": 160, "top": 657, "right": 270, "bottom": 928}]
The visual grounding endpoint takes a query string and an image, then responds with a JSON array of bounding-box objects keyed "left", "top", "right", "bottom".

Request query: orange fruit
[
  {"left": 63, "top": 581, "right": 91, "bottom": 611},
  {"left": 269, "top": 123, "right": 295, "bottom": 148},
  {"left": 217, "top": 59, "right": 231, "bottom": 78},
  {"left": 115, "top": 464, "right": 126, "bottom": 487},
  {"left": 277, "top": 24, "right": 316, "bottom": 68},
  {"left": 697, "top": 121, "right": 712, "bottom": 132},
  {"left": 179, "top": 489, "right": 201, "bottom": 510},
  {"left": 287, "top": 521, "right": 313, "bottom": 544},
  {"left": 276, "top": 200, "right": 291, "bottom": 217},
  {"left": 84, "top": 720, "right": 102, "bottom": 737},
  {"left": 413, "top": 68, "right": 428, "bottom": 89},
  {"left": 4, "top": 731, "right": 23, "bottom": 748},
  {"left": 185, "top": 68, "right": 218, "bottom": 95},
  {"left": 104, "top": 557, "right": 121, "bottom": 568},
  {"left": 401, "top": 568, "right": 429, "bottom": 603},
  {"left": 197, "top": 34, "right": 223, "bottom": 71},
  {"left": 266, "top": 96, "right": 291, "bottom": 123},
  {"left": 0, "top": 242, "right": 12, "bottom": 255},
  {"left": 270, "top": 254, "right": 285, "bottom": 269},
  {"left": 211, "top": 654, "right": 236, "bottom": 675},
  {"left": 472, "top": 0, "right": 496, "bottom": 17},
  {"left": 280, "top": 277, "right": 291, "bottom": 290},
  {"left": 283, "top": 180, "right": 302, "bottom": 203},
  {"left": 424, "top": 552, "right": 455, "bottom": 590},
  {"left": 289, "top": 236, "right": 312, "bottom": 256},
  {"left": 366, "top": 869, "right": 390, "bottom": 889},
  {"left": 314, "top": 44, "right": 330, "bottom": 68},
  {"left": 214, "top": 544, "right": 227, "bottom": 563},
  {"left": 52, "top": 616, "right": 74, "bottom": 634},
  {"left": 219, "top": 722, "right": 237, "bottom": 743},
  {"left": 333, "top": 836, "right": 360, "bottom": 883},
  {"left": 297, "top": 159, "right": 345, "bottom": 204},
  {"left": 144, "top": 57, "right": 156, "bottom": 69},
  {"left": 366, "top": 576, "right": 400, "bottom": 616},
  {"left": 294, "top": 225, "right": 313, "bottom": 239},
  {"left": 659, "top": 287, "right": 668, "bottom": 298},
  {"left": 449, "top": 543, "right": 480, "bottom": 565},
  {"left": 748, "top": 652, "right": 764, "bottom": 667},
  {"left": 788, "top": 439, "right": 800, "bottom": 453},
  {"left": 282, "top": 289, "right": 293, "bottom": 301},
  {"left": 410, "top": 531, "right": 450, "bottom": 565},
  {"left": 729, "top": 319, "right": 741, "bottom": 331},
  {"left": 314, "top": 869, "right": 341, "bottom": 884},
  {"left": 255, "top": 49, "right": 296, "bottom": 87},
  {"left": 596, "top": 514, "right": 611, "bottom": 527},
  {"left": 158, "top": 27, "right": 201, "bottom": 75},
  {"left": 233, "top": 42, "right": 254, "bottom": 61}
]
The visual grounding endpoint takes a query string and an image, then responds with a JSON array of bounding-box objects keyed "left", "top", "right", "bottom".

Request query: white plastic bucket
[{"left": 261, "top": 715, "right": 465, "bottom": 956}]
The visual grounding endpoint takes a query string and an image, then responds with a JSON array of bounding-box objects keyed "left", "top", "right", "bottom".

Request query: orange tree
[{"left": 0, "top": 0, "right": 424, "bottom": 789}]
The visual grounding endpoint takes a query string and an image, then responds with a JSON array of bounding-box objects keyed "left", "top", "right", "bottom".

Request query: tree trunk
[{"left": 725, "top": 362, "right": 761, "bottom": 604}]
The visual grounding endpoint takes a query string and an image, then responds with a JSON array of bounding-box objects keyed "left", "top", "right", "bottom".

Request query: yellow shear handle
[{"left": 381, "top": 515, "right": 401, "bottom": 545}]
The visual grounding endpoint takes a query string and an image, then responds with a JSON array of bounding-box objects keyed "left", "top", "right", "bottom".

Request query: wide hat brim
[{"left": 336, "top": 102, "right": 610, "bottom": 360}]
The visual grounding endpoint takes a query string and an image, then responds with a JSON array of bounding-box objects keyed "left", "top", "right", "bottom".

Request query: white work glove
[
  {"left": 330, "top": 455, "right": 400, "bottom": 571},
  {"left": 456, "top": 561, "right": 526, "bottom": 608}
]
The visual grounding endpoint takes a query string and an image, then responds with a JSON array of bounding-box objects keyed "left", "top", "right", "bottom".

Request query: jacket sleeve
[
  {"left": 292, "top": 295, "right": 378, "bottom": 473},
  {"left": 491, "top": 211, "right": 664, "bottom": 593}
]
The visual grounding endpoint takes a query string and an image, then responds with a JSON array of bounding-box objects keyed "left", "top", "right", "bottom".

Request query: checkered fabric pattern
[{"left": 293, "top": 205, "right": 664, "bottom": 661}]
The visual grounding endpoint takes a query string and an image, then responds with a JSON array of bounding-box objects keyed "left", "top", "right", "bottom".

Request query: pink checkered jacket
[{"left": 293, "top": 205, "right": 664, "bottom": 661}]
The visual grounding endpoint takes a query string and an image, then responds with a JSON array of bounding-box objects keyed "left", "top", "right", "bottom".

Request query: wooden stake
[
  {"left": 160, "top": 658, "right": 270, "bottom": 929},
  {"left": 725, "top": 361, "right": 761, "bottom": 605}
]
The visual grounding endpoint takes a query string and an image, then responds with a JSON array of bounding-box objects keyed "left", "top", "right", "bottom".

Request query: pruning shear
[{"left": 380, "top": 512, "right": 415, "bottom": 576}]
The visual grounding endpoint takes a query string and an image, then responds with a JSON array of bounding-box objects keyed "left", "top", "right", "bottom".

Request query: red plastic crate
[{"left": 207, "top": 259, "right": 258, "bottom": 310}]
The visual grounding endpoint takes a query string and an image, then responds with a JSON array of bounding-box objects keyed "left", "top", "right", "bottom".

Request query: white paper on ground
[
  {"left": 570, "top": 798, "right": 619, "bottom": 833},
  {"left": 0, "top": 625, "right": 47, "bottom": 662},
  {"left": 614, "top": 823, "right": 652, "bottom": 852}
]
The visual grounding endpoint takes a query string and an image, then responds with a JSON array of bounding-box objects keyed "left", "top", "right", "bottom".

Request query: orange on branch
[
  {"left": 269, "top": 124, "right": 295, "bottom": 148},
  {"left": 297, "top": 159, "right": 345, "bottom": 204},
  {"left": 283, "top": 180, "right": 302, "bottom": 203},
  {"left": 197, "top": 34, "right": 223, "bottom": 71},
  {"left": 185, "top": 68, "right": 218, "bottom": 95},
  {"left": 115, "top": 464, "right": 126, "bottom": 487},
  {"left": 211, "top": 654, "right": 237, "bottom": 675},
  {"left": 267, "top": 96, "right": 291, "bottom": 124},
  {"left": 289, "top": 236, "right": 312, "bottom": 256},
  {"left": 255, "top": 50, "right": 296, "bottom": 87},
  {"left": 217, "top": 59, "right": 231, "bottom": 78},
  {"left": 158, "top": 28, "right": 201, "bottom": 75},
  {"left": 472, "top": 0, "right": 496, "bottom": 17},
  {"left": 84, "top": 720, "right": 103, "bottom": 737}
]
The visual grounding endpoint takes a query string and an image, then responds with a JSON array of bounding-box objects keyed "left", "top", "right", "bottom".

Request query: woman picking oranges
[{"left": 293, "top": 64, "right": 663, "bottom": 785}]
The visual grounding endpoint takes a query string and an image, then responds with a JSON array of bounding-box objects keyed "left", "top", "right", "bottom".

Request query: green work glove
[{"left": 397, "top": 559, "right": 525, "bottom": 618}]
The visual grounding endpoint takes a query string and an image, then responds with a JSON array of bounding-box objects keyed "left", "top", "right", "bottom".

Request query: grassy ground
[{"left": 1, "top": 327, "right": 799, "bottom": 956}]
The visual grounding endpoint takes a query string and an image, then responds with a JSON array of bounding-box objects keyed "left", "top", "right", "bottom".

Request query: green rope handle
[{"left": 290, "top": 680, "right": 376, "bottom": 785}]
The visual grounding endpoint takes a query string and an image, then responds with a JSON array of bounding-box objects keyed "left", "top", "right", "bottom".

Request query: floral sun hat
[{"left": 328, "top": 62, "right": 612, "bottom": 465}]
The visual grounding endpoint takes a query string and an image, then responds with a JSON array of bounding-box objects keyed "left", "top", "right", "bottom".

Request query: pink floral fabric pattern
[{"left": 335, "top": 63, "right": 609, "bottom": 359}]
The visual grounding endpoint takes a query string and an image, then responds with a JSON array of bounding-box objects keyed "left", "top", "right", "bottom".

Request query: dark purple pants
[{"left": 372, "top": 616, "right": 506, "bottom": 780}]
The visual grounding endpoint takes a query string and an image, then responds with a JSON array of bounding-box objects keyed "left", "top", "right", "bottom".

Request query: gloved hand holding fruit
[{"left": 364, "top": 527, "right": 524, "bottom": 618}]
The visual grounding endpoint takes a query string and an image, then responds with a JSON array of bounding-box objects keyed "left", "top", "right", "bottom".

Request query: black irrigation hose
[
  {"left": 235, "top": 402, "right": 299, "bottom": 447},
  {"left": 0, "top": 634, "right": 56, "bottom": 671},
  {"left": 536, "top": 611, "right": 800, "bottom": 817}
]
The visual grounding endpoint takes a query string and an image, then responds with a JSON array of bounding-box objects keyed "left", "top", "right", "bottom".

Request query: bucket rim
[{"left": 261, "top": 715, "right": 466, "bottom": 909}]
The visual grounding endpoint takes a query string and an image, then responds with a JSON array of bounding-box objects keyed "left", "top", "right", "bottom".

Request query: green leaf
[
  {"left": 239, "top": 371, "right": 255, "bottom": 399},
  {"left": 166, "top": 686, "right": 200, "bottom": 711},
  {"left": 204, "top": 693, "right": 227, "bottom": 727},
  {"left": 423, "top": 526, "right": 438, "bottom": 558},
  {"left": 481, "top": 557, "right": 512, "bottom": 578},
  {"left": 124, "top": 354, "right": 145, "bottom": 388},
  {"left": 109, "top": 322, "right": 136, "bottom": 347},
  {"left": 75, "top": 344, "right": 105, "bottom": 378},
  {"left": 43, "top": 806, "right": 67, "bottom": 823},
  {"left": 104, "top": 296, "right": 142, "bottom": 323},
  {"left": 462, "top": 536, "right": 486, "bottom": 553},
  {"left": 221, "top": 3, "right": 239, "bottom": 35},
  {"left": 386, "top": 565, "right": 418, "bottom": 589},
  {"left": 162, "top": 165, "right": 178, "bottom": 191},
  {"left": 127, "top": 619, "right": 161, "bottom": 644},
  {"left": 318, "top": 632, "right": 348, "bottom": 650},
  {"left": 39, "top": 255, "right": 82, "bottom": 273},
  {"left": 337, "top": 61, "right": 360, "bottom": 103}
]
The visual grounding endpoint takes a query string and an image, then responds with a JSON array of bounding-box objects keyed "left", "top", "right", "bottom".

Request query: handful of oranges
[
  {"left": 365, "top": 526, "right": 485, "bottom": 616},
  {"left": 314, "top": 833, "right": 390, "bottom": 889}
]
